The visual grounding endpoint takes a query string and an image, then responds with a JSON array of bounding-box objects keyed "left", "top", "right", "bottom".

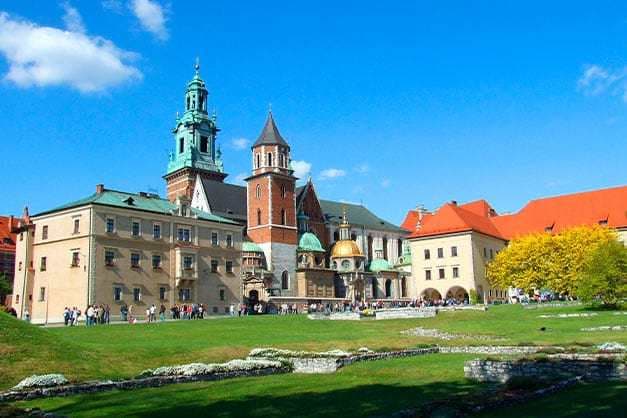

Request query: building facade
[
  {"left": 0, "top": 215, "right": 19, "bottom": 305},
  {"left": 12, "top": 186, "right": 242, "bottom": 324},
  {"left": 404, "top": 186, "right": 627, "bottom": 303}
]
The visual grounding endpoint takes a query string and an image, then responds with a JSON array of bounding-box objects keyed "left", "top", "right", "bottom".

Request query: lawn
[{"left": 1, "top": 304, "right": 626, "bottom": 417}]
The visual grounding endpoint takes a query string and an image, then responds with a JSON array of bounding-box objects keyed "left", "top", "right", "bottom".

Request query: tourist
[
  {"left": 150, "top": 304, "right": 156, "bottom": 322},
  {"left": 63, "top": 307, "right": 70, "bottom": 326},
  {"left": 86, "top": 305, "right": 95, "bottom": 327},
  {"left": 120, "top": 304, "right": 128, "bottom": 322},
  {"left": 229, "top": 304, "right": 235, "bottom": 316},
  {"left": 104, "top": 305, "right": 110, "bottom": 324},
  {"left": 159, "top": 304, "right": 166, "bottom": 321},
  {"left": 146, "top": 307, "right": 151, "bottom": 323}
]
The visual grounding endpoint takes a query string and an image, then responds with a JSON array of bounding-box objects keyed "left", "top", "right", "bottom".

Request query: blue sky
[{"left": 0, "top": 1, "right": 626, "bottom": 225}]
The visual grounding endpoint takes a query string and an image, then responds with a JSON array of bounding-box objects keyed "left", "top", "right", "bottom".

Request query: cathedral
[{"left": 166, "top": 63, "right": 411, "bottom": 307}]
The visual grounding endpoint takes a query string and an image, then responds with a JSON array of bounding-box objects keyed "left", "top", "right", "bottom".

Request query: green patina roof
[
  {"left": 298, "top": 232, "right": 325, "bottom": 252},
  {"left": 34, "top": 189, "right": 238, "bottom": 225},
  {"left": 242, "top": 241, "right": 263, "bottom": 252},
  {"left": 319, "top": 200, "right": 406, "bottom": 233},
  {"left": 369, "top": 258, "right": 394, "bottom": 272}
]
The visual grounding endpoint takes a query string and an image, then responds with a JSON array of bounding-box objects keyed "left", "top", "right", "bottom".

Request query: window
[
  {"left": 132, "top": 221, "right": 141, "bottom": 237},
  {"left": 200, "top": 136, "right": 208, "bottom": 153},
  {"left": 130, "top": 252, "right": 140, "bottom": 268},
  {"left": 451, "top": 246, "right": 458, "bottom": 257},
  {"left": 438, "top": 268, "right": 445, "bottom": 279},
  {"left": 159, "top": 287, "right": 166, "bottom": 301},
  {"left": 226, "top": 234, "right": 233, "bottom": 248},
  {"left": 133, "top": 287, "right": 141, "bottom": 302},
  {"left": 106, "top": 218, "right": 115, "bottom": 233},
  {"left": 211, "top": 259, "right": 219, "bottom": 273},
  {"left": 18, "top": 261, "right": 22, "bottom": 271},
  {"left": 105, "top": 250, "right": 115, "bottom": 266},
  {"left": 483, "top": 248, "right": 488, "bottom": 258},
  {"left": 437, "top": 247, "right": 444, "bottom": 258},
  {"left": 279, "top": 153, "right": 284, "bottom": 167},
  {"left": 183, "top": 255, "right": 194, "bottom": 270},
  {"left": 113, "top": 287, "right": 122, "bottom": 301},
  {"left": 424, "top": 249, "right": 430, "bottom": 260},
  {"left": 211, "top": 232, "right": 219, "bottom": 246},
  {"left": 178, "top": 228, "right": 191, "bottom": 242},
  {"left": 73, "top": 219, "right": 80, "bottom": 234},
  {"left": 153, "top": 223, "right": 161, "bottom": 239},
  {"left": 489, "top": 249, "right": 494, "bottom": 259},
  {"left": 256, "top": 184, "right": 261, "bottom": 199},
  {"left": 425, "top": 269, "right": 431, "bottom": 280},
  {"left": 71, "top": 251, "right": 80, "bottom": 267},
  {"left": 219, "top": 289, "right": 225, "bottom": 301},
  {"left": 280, "top": 209, "right": 286, "bottom": 225},
  {"left": 179, "top": 288, "right": 191, "bottom": 301},
  {"left": 267, "top": 152, "right": 273, "bottom": 166},
  {"left": 152, "top": 254, "right": 161, "bottom": 269},
  {"left": 453, "top": 267, "right": 459, "bottom": 278},
  {"left": 38, "top": 287, "right": 46, "bottom": 302},
  {"left": 226, "top": 261, "right": 233, "bottom": 273},
  {"left": 179, "top": 137, "right": 184, "bottom": 154},
  {"left": 341, "top": 260, "right": 351, "bottom": 270},
  {"left": 255, "top": 154, "right": 260, "bottom": 168},
  {"left": 42, "top": 225, "right": 48, "bottom": 240},
  {"left": 281, "top": 185, "right": 286, "bottom": 199},
  {"left": 40, "top": 257, "right": 47, "bottom": 271},
  {"left": 257, "top": 209, "right": 262, "bottom": 226},
  {"left": 20, "top": 232, "right": 23, "bottom": 241},
  {"left": 281, "top": 271, "right": 289, "bottom": 290}
]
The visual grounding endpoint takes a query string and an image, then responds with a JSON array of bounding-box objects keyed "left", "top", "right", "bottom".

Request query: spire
[
  {"left": 339, "top": 206, "right": 351, "bottom": 240},
  {"left": 194, "top": 57, "right": 200, "bottom": 76},
  {"left": 253, "top": 111, "right": 289, "bottom": 148}
]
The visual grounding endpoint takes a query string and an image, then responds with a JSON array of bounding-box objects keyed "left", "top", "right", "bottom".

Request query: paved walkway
[{"left": 40, "top": 315, "right": 241, "bottom": 328}]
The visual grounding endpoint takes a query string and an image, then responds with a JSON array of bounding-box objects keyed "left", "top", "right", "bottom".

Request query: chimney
[
  {"left": 451, "top": 200, "right": 457, "bottom": 206},
  {"left": 96, "top": 184, "right": 105, "bottom": 194},
  {"left": 8, "top": 215, "right": 14, "bottom": 232}
]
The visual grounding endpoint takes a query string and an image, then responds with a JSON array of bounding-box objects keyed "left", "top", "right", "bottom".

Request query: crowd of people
[{"left": 63, "top": 305, "right": 112, "bottom": 326}]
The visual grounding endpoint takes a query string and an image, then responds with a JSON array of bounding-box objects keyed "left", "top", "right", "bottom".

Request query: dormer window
[
  {"left": 544, "top": 225, "right": 554, "bottom": 233},
  {"left": 123, "top": 197, "right": 135, "bottom": 206},
  {"left": 599, "top": 219, "right": 608, "bottom": 226}
]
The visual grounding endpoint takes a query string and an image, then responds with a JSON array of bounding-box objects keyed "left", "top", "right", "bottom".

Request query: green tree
[
  {"left": 577, "top": 240, "right": 627, "bottom": 307},
  {"left": 0, "top": 272, "right": 12, "bottom": 306}
]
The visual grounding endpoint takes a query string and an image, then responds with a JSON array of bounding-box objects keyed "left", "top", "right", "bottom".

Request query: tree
[
  {"left": 486, "top": 225, "right": 619, "bottom": 295},
  {"left": 0, "top": 272, "right": 12, "bottom": 306},
  {"left": 577, "top": 240, "right": 627, "bottom": 307}
]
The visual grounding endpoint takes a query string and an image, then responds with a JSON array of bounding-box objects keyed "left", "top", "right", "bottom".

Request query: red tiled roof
[
  {"left": 401, "top": 210, "right": 420, "bottom": 231},
  {"left": 408, "top": 185, "right": 627, "bottom": 240},
  {"left": 0, "top": 216, "right": 19, "bottom": 253}
]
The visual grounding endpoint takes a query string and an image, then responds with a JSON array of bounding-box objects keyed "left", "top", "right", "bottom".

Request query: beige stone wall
[
  {"left": 469, "top": 232, "right": 507, "bottom": 301},
  {"left": 16, "top": 204, "right": 242, "bottom": 323}
]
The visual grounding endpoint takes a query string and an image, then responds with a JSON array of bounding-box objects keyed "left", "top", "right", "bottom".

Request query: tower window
[
  {"left": 179, "top": 138, "right": 184, "bottom": 154},
  {"left": 257, "top": 209, "right": 262, "bottom": 226},
  {"left": 256, "top": 184, "right": 261, "bottom": 199},
  {"left": 200, "top": 136, "right": 208, "bottom": 153},
  {"left": 267, "top": 153, "right": 272, "bottom": 166},
  {"left": 279, "top": 153, "right": 284, "bottom": 167},
  {"left": 186, "top": 97, "right": 190, "bottom": 110},
  {"left": 281, "top": 209, "right": 286, "bottom": 225},
  {"left": 281, "top": 271, "right": 289, "bottom": 290},
  {"left": 281, "top": 185, "right": 286, "bottom": 199},
  {"left": 256, "top": 154, "right": 260, "bottom": 168}
]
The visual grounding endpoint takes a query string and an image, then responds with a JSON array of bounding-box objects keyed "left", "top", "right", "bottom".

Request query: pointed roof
[{"left": 253, "top": 112, "right": 289, "bottom": 148}]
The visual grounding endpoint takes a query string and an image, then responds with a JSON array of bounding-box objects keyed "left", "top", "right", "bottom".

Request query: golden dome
[{"left": 331, "top": 240, "right": 364, "bottom": 258}]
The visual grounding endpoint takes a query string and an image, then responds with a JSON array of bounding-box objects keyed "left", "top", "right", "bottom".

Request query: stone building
[
  {"left": 11, "top": 186, "right": 242, "bottom": 324},
  {"left": 403, "top": 186, "right": 627, "bottom": 303},
  {"left": 0, "top": 215, "right": 19, "bottom": 305}
]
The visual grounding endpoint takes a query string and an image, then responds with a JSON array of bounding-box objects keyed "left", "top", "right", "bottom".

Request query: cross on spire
[{"left": 194, "top": 57, "right": 200, "bottom": 75}]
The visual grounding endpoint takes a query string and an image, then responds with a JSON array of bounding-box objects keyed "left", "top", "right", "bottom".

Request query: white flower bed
[
  {"left": 12, "top": 374, "right": 68, "bottom": 390},
  {"left": 140, "top": 359, "right": 284, "bottom": 378},
  {"left": 538, "top": 313, "right": 597, "bottom": 318},
  {"left": 249, "top": 347, "right": 353, "bottom": 359},
  {"left": 596, "top": 342, "right": 626, "bottom": 352}
]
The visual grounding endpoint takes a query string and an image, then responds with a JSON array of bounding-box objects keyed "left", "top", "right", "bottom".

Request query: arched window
[
  {"left": 372, "top": 278, "right": 378, "bottom": 299},
  {"left": 179, "top": 138, "right": 185, "bottom": 154},
  {"left": 281, "top": 271, "right": 289, "bottom": 290},
  {"left": 279, "top": 153, "right": 284, "bottom": 167},
  {"left": 257, "top": 209, "right": 262, "bottom": 226},
  {"left": 256, "top": 184, "right": 261, "bottom": 199},
  {"left": 397, "top": 239, "right": 403, "bottom": 258},
  {"left": 267, "top": 153, "right": 273, "bottom": 166},
  {"left": 350, "top": 232, "right": 357, "bottom": 241},
  {"left": 385, "top": 279, "right": 392, "bottom": 298},
  {"left": 280, "top": 209, "right": 286, "bottom": 225},
  {"left": 186, "top": 96, "right": 190, "bottom": 110}
]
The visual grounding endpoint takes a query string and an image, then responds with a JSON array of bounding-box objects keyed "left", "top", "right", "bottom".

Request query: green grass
[
  {"left": 1, "top": 304, "right": 625, "bottom": 390},
  {"left": 2, "top": 304, "right": 626, "bottom": 417}
]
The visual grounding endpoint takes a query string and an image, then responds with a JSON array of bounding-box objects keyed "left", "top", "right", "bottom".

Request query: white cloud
[
  {"left": 291, "top": 160, "right": 312, "bottom": 179},
  {"left": 0, "top": 12, "right": 141, "bottom": 93},
  {"left": 319, "top": 168, "right": 346, "bottom": 180},
  {"left": 130, "top": 0, "right": 168, "bottom": 41},
  {"left": 234, "top": 172, "right": 247, "bottom": 186},
  {"left": 577, "top": 64, "right": 627, "bottom": 102},
  {"left": 355, "top": 163, "right": 369, "bottom": 174},
  {"left": 61, "top": 2, "right": 85, "bottom": 33},
  {"left": 231, "top": 137, "right": 250, "bottom": 150},
  {"left": 101, "top": 0, "right": 124, "bottom": 14}
]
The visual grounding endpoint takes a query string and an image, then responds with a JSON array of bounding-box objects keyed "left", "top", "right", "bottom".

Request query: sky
[{"left": 0, "top": 1, "right": 626, "bottom": 225}]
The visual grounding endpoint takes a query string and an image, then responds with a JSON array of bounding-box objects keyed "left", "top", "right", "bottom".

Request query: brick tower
[
  {"left": 246, "top": 111, "right": 297, "bottom": 294},
  {"left": 164, "top": 60, "right": 226, "bottom": 202}
]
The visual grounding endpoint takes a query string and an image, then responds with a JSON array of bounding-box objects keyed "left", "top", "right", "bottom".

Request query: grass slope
[{"left": 1, "top": 304, "right": 625, "bottom": 390}]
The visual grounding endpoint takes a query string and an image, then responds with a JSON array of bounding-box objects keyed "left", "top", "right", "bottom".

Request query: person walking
[
  {"left": 159, "top": 304, "right": 166, "bottom": 321},
  {"left": 63, "top": 307, "right": 70, "bottom": 326},
  {"left": 86, "top": 305, "right": 95, "bottom": 327}
]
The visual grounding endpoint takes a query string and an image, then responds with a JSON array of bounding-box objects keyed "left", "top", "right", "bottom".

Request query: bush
[
  {"left": 578, "top": 241, "right": 627, "bottom": 308},
  {"left": 469, "top": 289, "right": 479, "bottom": 304}
]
